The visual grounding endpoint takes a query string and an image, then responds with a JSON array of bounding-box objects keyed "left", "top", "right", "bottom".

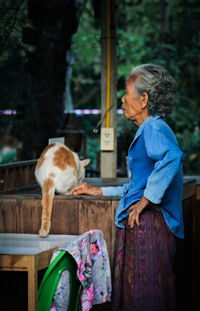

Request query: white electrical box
[
  {"left": 100, "top": 127, "right": 114, "bottom": 151},
  {"left": 48, "top": 137, "right": 65, "bottom": 145}
]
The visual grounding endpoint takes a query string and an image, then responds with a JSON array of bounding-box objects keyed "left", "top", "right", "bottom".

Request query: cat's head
[{"left": 77, "top": 159, "right": 90, "bottom": 183}]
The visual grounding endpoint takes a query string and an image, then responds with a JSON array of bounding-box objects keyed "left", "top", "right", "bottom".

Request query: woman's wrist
[
  {"left": 137, "top": 196, "right": 149, "bottom": 213},
  {"left": 91, "top": 186, "right": 102, "bottom": 196},
  {"left": 140, "top": 196, "right": 149, "bottom": 207}
]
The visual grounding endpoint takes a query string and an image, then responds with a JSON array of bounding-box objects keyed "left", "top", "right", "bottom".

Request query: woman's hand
[
  {"left": 69, "top": 183, "right": 102, "bottom": 196},
  {"left": 127, "top": 196, "right": 149, "bottom": 228}
]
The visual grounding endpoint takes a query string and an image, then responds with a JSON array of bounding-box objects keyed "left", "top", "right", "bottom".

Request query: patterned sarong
[{"left": 112, "top": 209, "right": 176, "bottom": 311}]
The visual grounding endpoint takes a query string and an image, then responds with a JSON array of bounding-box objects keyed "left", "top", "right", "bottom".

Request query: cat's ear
[{"left": 81, "top": 159, "right": 90, "bottom": 167}]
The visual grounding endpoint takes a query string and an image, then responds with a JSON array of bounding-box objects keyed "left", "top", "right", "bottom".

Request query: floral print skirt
[{"left": 111, "top": 209, "right": 177, "bottom": 311}]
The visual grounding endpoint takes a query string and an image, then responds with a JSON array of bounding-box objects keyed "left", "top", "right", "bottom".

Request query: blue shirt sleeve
[
  {"left": 101, "top": 183, "right": 129, "bottom": 196},
  {"left": 143, "top": 121, "right": 183, "bottom": 204}
]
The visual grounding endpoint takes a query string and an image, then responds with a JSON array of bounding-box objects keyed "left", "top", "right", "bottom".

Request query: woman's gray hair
[{"left": 129, "top": 64, "right": 176, "bottom": 117}]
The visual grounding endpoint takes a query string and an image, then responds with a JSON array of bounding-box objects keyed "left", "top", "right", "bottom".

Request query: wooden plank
[
  {"left": 18, "top": 166, "right": 24, "bottom": 187},
  {"left": 0, "top": 160, "right": 37, "bottom": 169},
  {"left": 0, "top": 199, "right": 17, "bottom": 232},
  {"left": 8, "top": 168, "right": 15, "bottom": 189},
  {"left": 182, "top": 180, "right": 196, "bottom": 200},
  {"left": 0, "top": 254, "right": 28, "bottom": 269},
  {"left": 0, "top": 160, "right": 37, "bottom": 191},
  {"left": 51, "top": 199, "right": 79, "bottom": 235},
  {"left": 37, "top": 246, "right": 57, "bottom": 271},
  {"left": 110, "top": 200, "right": 118, "bottom": 269},
  {"left": 17, "top": 199, "right": 41, "bottom": 234},
  {"left": 4, "top": 168, "right": 8, "bottom": 191},
  {"left": 30, "top": 165, "right": 37, "bottom": 185},
  {"left": 23, "top": 166, "right": 29, "bottom": 186},
  {"left": 11, "top": 196, "right": 80, "bottom": 235},
  {"left": 28, "top": 255, "right": 37, "bottom": 311},
  {"left": 78, "top": 198, "right": 113, "bottom": 259},
  {"left": 196, "top": 185, "right": 200, "bottom": 200}
]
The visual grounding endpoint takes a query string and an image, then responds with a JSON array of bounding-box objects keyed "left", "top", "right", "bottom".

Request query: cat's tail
[{"left": 39, "top": 178, "right": 55, "bottom": 237}]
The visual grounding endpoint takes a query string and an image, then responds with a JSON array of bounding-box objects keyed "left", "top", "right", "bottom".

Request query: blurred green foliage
[
  {"left": 0, "top": 0, "right": 200, "bottom": 173},
  {"left": 71, "top": 0, "right": 200, "bottom": 173}
]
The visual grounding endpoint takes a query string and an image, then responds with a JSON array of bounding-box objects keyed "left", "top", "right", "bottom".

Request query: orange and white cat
[{"left": 35, "top": 142, "right": 90, "bottom": 237}]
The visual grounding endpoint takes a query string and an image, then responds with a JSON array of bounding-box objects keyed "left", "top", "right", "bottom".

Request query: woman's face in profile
[{"left": 121, "top": 81, "right": 144, "bottom": 124}]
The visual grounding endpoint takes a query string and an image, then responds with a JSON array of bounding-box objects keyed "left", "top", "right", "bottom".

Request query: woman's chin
[{"left": 122, "top": 110, "right": 129, "bottom": 118}]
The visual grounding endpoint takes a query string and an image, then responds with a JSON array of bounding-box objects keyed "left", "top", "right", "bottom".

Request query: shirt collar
[{"left": 131, "top": 115, "right": 161, "bottom": 145}]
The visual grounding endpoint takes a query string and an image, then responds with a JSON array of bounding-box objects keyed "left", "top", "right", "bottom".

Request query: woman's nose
[{"left": 121, "top": 95, "right": 125, "bottom": 103}]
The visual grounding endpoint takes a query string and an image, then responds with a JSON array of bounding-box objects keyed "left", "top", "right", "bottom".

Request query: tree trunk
[
  {"left": 21, "top": 0, "right": 81, "bottom": 159},
  {"left": 160, "top": 0, "right": 170, "bottom": 44}
]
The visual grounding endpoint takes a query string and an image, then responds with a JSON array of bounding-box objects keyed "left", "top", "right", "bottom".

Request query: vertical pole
[
  {"left": 105, "top": 0, "right": 111, "bottom": 128},
  {"left": 28, "top": 255, "right": 37, "bottom": 311},
  {"left": 100, "top": 0, "right": 117, "bottom": 178}
]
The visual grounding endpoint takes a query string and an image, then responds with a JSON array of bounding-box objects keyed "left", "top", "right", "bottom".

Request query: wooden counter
[
  {"left": 0, "top": 177, "right": 196, "bottom": 265},
  {"left": 0, "top": 193, "right": 119, "bottom": 267},
  {"left": 0, "top": 176, "right": 197, "bottom": 311}
]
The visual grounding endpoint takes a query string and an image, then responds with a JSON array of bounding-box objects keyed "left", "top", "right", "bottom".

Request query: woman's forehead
[
  {"left": 125, "top": 76, "right": 133, "bottom": 87},
  {"left": 125, "top": 78, "right": 135, "bottom": 91},
  {"left": 125, "top": 74, "right": 140, "bottom": 88}
]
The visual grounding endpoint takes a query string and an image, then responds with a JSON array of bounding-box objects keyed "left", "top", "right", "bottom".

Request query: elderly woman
[{"left": 69, "top": 64, "right": 184, "bottom": 311}]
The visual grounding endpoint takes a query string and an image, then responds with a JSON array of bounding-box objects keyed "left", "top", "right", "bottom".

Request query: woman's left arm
[{"left": 143, "top": 122, "right": 183, "bottom": 204}]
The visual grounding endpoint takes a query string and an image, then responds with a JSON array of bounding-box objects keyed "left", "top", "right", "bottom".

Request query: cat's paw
[{"left": 39, "top": 228, "right": 49, "bottom": 237}]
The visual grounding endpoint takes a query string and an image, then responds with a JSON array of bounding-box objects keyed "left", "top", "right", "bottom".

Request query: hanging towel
[{"left": 50, "top": 229, "right": 112, "bottom": 311}]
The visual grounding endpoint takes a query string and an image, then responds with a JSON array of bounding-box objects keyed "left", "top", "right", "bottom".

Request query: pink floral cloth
[{"left": 50, "top": 230, "right": 111, "bottom": 311}]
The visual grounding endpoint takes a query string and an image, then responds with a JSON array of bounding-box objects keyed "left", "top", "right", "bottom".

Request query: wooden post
[
  {"left": 28, "top": 255, "right": 37, "bottom": 311},
  {"left": 100, "top": 0, "right": 117, "bottom": 178}
]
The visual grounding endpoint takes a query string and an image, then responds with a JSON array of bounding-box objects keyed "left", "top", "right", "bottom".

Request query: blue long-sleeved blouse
[{"left": 101, "top": 115, "right": 184, "bottom": 238}]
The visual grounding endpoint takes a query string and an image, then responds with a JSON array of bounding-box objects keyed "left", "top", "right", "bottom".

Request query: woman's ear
[{"left": 141, "top": 92, "right": 148, "bottom": 109}]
